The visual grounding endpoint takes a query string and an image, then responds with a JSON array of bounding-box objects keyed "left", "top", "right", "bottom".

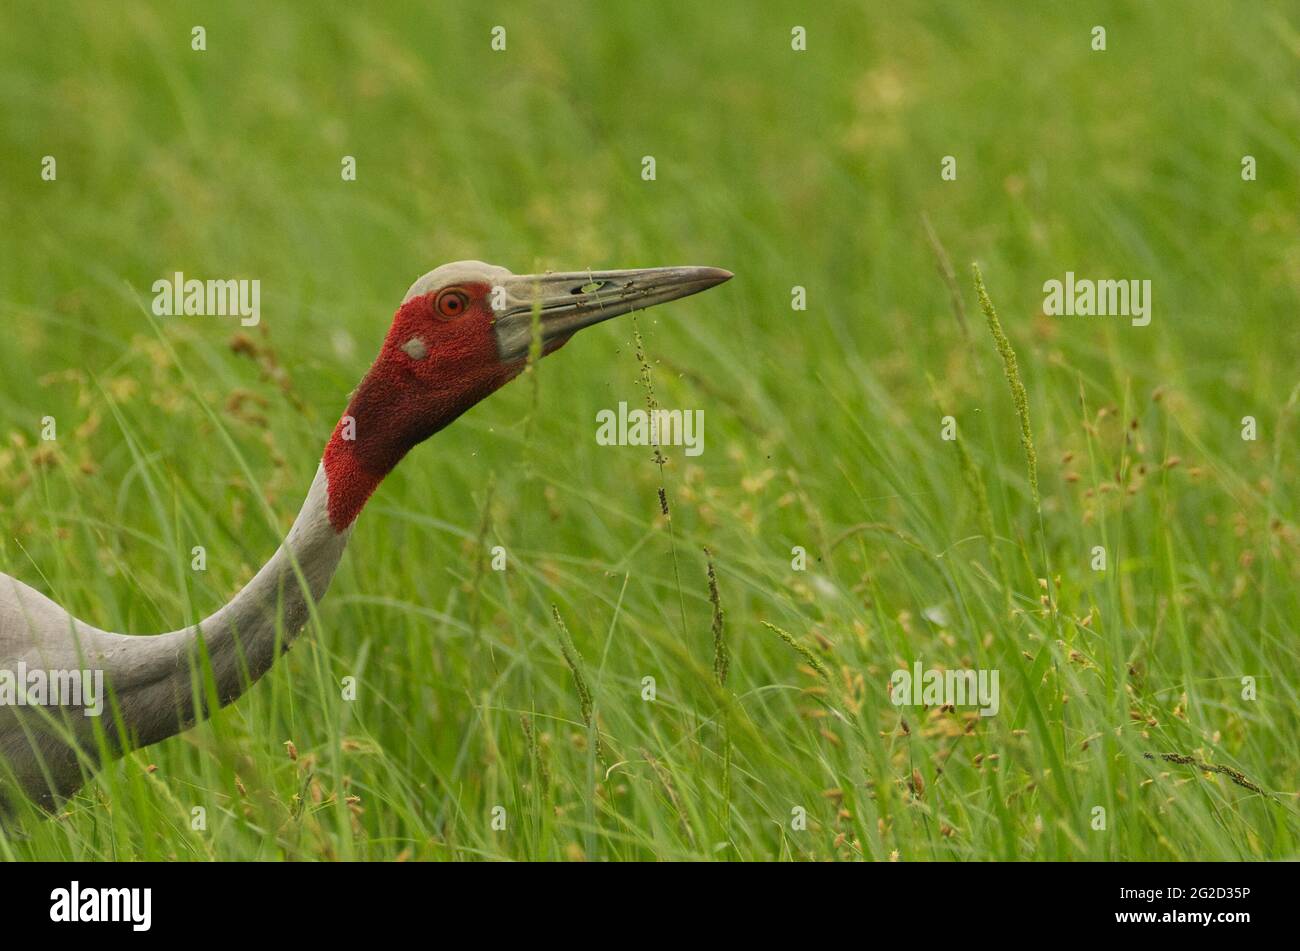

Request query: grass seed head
[
  {"left": 973, "top": 263, "right": 1040, "bottom": 508},
  {"left": 704, "top": 548, "right": 729, "bottom": 687},
  {"left": 551, "top": 606, "right": 594, "bottom": 727},
  {"left": 762, "top": 621, "right": 829, "bottom": 681}
]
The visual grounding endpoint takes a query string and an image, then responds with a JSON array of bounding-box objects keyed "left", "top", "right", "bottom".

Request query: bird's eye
[{"left": 435, "top": 289, "right": 470, "bottom": 319}]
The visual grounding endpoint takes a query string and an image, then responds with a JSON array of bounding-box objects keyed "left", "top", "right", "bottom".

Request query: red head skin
[{"left": 322, "top": 282, "right": 550, "bottom": 531}]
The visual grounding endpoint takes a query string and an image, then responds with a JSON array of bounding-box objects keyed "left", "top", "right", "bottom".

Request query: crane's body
[{"left": 0, "top": 260, "right": 730, "bottom": 811}]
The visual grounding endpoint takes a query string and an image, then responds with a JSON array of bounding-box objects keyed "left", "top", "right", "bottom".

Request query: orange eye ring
[{"left": 435, "top": 289, "right": 470, "bottom": 319}]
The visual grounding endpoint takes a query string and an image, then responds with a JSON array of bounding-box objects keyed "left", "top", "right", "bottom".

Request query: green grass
[{"left": 0, "top": 0, "right": 1297, "bottom": 860}]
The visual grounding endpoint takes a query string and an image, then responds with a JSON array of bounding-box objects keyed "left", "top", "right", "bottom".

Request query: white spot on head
[
  {"left": 401, "top": 337, "right": 428, "bottom": 360},
  {"left": 403, "top": 260, "right": 515, "bottom": 303}
]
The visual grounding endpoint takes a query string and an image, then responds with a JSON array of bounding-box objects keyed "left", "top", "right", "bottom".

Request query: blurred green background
[{"left": 0, "top": 1, "right": 1296, "bottom": 859}]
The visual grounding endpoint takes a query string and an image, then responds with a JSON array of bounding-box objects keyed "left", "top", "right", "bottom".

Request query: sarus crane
[{"left": 0, "top": 260, "right": 731, "bottom": 812}]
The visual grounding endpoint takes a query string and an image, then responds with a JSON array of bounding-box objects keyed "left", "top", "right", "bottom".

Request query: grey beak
[{"left": 492, "top": 266, "right": 732, "bottom": 362}]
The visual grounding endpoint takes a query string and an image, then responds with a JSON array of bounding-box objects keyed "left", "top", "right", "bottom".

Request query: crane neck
[
  {"left": 123, "top": 462, "right": 351, "bottom": 748},
  {"left": 191, "top": 462, "right": 349, "bottom": 703}
]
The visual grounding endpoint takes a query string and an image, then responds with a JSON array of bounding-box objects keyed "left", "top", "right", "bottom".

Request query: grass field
[{"left": 0, "top": 1, "right": 1297, "bottom": 860}]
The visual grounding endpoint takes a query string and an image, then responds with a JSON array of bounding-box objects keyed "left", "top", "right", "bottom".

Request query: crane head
[
  {"left": 322, "top": 260, "right": 732, "bottom": 530},
  {"left": 392, "top": 260, "right": 732, "bottom": 385}
]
